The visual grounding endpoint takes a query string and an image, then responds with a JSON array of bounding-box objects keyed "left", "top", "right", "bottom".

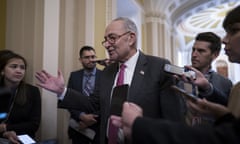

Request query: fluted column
[
  {"left": 140, "top": 0, "right": 174, "bottom": 62},
  {"left": 143, "top": 14, "right": 174, "bottom": 62}
]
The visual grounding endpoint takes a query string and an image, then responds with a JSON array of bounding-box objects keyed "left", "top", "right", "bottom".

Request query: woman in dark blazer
[{"left": 0, "top": 51, "right": 41, "bottom": 144}]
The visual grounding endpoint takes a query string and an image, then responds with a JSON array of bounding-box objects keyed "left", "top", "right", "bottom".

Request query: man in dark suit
[
  {"left": 36, "top": 17, "right": 183, "bottom": 144},
  {"left": 111, "top": 5, "right": 240, "bottom": 144},
  {"left": 66, "top": 46, "right": 101, "bottom": 144}
]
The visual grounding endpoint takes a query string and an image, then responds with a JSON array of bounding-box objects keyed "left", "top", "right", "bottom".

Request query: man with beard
[{"left": 66, "top": 46, "right": 101, "bottom": 144}]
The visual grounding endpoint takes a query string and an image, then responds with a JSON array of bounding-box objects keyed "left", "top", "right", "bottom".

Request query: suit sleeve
[
  {"left": 132, "top": 116, "right": 240, "bottom": 144},
  {"left": 58, "top": 88, "right": 99, "bottom": 114},
  {"left": 202, "top": 80, "right": 232, "bottom": 106},
  {"left": 159, "top": 60, "right": 185, "bottom": 122},
  {"left": 199, "top": 74, "right": 233, "bottom": 106},
  {"left": 66, "top": 73, "right": 82, "bottom": 121},
  {"left": 204, "top": 87, "right": 228, "bottom": 106}
]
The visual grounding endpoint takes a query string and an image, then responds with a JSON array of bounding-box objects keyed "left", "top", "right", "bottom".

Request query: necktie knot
[
  {"left": 86, "top": 73, "right": 92, "bottom": 77},
  {"left": 120, "top": 63, "right": 126, "bottom": 70},
  {"left": 83, "top": 72, "right": 93, "bottom": 96}
]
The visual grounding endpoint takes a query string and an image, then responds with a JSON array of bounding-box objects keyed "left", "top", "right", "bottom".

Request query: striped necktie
[{"left": 83, "top": 73, "right": 92, "bottom": 96}]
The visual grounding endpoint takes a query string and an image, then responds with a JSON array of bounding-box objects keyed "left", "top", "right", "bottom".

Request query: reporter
[{"left": 0, "top": 52, "right": 41, "bottom": 144}]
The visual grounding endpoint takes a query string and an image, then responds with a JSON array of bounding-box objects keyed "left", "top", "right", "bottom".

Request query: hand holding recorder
[
  {"left": 164, "top": 64, "right": 212, "bottom": 92},
  {"left": 164, "top": 64, "right": 196, "bottom": 80}
]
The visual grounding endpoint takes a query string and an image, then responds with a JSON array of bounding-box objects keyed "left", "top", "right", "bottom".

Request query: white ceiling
[{"left": 117, "top": 0, "right": 240, "bottom": 46}]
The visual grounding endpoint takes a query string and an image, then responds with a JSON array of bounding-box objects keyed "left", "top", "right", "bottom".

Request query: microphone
[{"left": 93, "top": 59, "right": 115, "bottom": 66}]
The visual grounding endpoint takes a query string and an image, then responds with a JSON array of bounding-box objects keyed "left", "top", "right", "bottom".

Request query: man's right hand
[{"left": 35, "top": 70, "right": 65, "bottom": 95}]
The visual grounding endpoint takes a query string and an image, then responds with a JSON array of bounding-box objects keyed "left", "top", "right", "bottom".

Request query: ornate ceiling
[
  {"left": 177, "top": 1, "right": 240, "bottom": 50},
  {"left": 118, "top": 0, "right": 240, "bottom": 82},
  {"left": 119, "top": 0, "right": 240, "bottom": 49}
]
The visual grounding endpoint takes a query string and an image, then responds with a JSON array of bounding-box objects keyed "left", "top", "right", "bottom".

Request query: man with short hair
[
  {"left": 66, "top": 46, "right": 101, "bottom": 144},
  {"left": 180, "top": 32, "right": 233, "bottom": 126},
  {"left": 189, "top": 32, "right": 232, "bottom": 105}
]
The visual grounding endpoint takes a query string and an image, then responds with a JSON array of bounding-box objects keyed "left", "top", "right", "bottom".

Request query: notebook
[{"left": 110, "top": 84, "right": 129, "bottom": 116}]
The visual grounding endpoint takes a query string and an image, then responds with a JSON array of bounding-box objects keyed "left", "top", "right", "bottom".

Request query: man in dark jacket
[{"left": 111, "top": 5, "right": 240, "bottom": 144}]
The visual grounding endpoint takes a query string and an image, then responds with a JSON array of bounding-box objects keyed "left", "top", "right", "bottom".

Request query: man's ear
[
  {"left": 79, "top": 57, "right": 82, "bottom": 62},
  {"left": 212, "top": 51, "right": 220, "bottom": 60},
  {"left": 128, "top": 32, "right": 136, "bottom": 46}
]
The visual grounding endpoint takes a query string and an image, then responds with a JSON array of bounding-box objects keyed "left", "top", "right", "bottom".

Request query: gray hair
[{"left": 113, "top": 17, "right": 138, "bottom": 37}]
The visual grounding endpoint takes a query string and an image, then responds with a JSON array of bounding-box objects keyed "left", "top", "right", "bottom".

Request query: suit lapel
[
  {"left": 102, "top": 63, "right": 119, "bottom": 107},
  {"left": 129, "top": 52, "right": 147, "bottom": 100},
  {"left": 99, "top": 64, "right": 119, "bottom": 130},
  {"left": 73, "top": 70, "right": 84, "bottom": 92}
]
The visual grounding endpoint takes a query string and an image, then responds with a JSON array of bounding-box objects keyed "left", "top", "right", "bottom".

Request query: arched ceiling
[
  {"left": 118, "top": 0, "right": 240, "bottom": 82},
  {"left": 134, "top": 0, "right": 240, "bottom": 50},
  {"left": 135, "top": 0, "right": 239, "bottom": 25},
  {"left": 177, "top": 1, "right": 240, "bottom": 49}
]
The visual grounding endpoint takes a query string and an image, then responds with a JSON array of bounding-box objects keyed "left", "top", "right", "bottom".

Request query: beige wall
[
  {"left": 95, "top": 0, "right": 107, "bottom": 60},
  {"left": 0, "top": 0, "right": 6, "bottom": 50}
]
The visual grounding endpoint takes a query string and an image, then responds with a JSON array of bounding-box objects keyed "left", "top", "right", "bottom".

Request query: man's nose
[
  {"left": 103, "top": 41, "right": 112, "bottom": 49},
  {"left": 192, "top": 50, "right": 198, "bottom": 57},
  {"left": 222, "top": 35, "right": 229, "bottom": 45}
]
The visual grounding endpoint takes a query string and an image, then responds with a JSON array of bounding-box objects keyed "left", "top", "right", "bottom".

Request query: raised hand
[
  {"left": 35, "top": 70, "right": 65, "bottom": 95},
  {"left": 175, "top": 65, "right": 212, "bottom": 91}
]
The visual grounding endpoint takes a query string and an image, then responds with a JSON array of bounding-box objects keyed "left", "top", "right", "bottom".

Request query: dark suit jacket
[
  {"left": 178, "top": 71, "right": 232, "bottom": 106},
  {"left": 132, "top": 113, "right": 240, "bottom": 144},
  {"left": 66, "top": 68, "right": 101, "bottom": 139},
  {"left": 200, "top": 71, "right": 233, "bottom": 106},
  {"left": 67, "top": 69, "right": 102, "bottom": 121},
  {"left": 59, "top": 52, "right": 183, "bottom": 144}
]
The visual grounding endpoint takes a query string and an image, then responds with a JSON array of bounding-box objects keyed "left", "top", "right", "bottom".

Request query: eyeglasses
[{"left": 101, "top": 31, "right": 131, "bottom": 46}]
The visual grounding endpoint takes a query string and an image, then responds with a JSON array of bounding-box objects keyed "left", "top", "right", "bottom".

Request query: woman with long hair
[{"left": 0, "top": 51, "right": 41, "bottom": 144}]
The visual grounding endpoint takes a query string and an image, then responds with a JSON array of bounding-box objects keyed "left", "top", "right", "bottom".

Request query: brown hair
[{"left": 0, "top": 51, "right": 28, "bottom": 105}]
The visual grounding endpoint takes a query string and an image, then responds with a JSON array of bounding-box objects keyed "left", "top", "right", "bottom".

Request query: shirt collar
[
  {"left": 120, "top": 50, "right": 139, "bottom": 70},
  {"left": 84, "top": 68, "right": 96, "bottom": 76}
]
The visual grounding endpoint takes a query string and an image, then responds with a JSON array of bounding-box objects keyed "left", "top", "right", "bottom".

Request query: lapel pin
[{"left": 140, "top": 70, "right": 144, "bottom": 75}]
